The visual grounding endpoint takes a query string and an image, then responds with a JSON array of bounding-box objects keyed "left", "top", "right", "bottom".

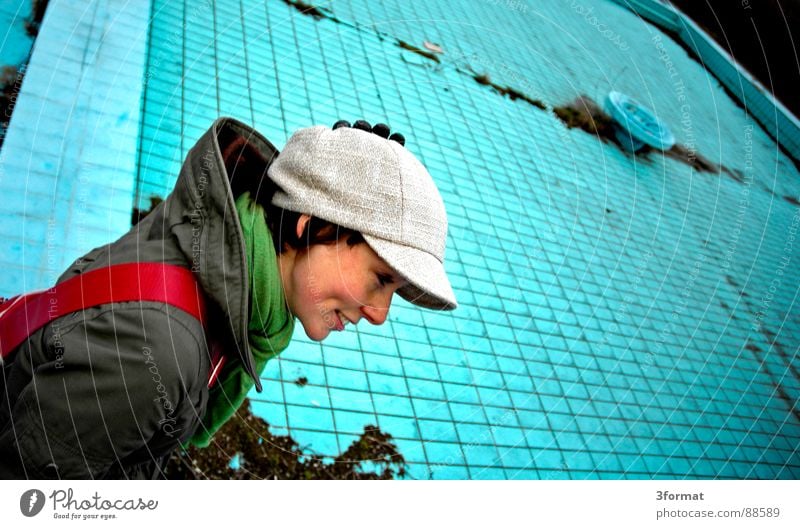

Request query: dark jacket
[{"left": 0, "top": 118, "right": 280, "bottom": 478}]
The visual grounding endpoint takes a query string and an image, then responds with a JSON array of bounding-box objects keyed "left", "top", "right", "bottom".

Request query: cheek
[
  {"left": 288, "top": 261, "right": 321, "bottom": 314},
  {"left": 335, "top": 274, "right": 375, "bottom": 306},
  {"left": 291, "top": 258, "right": 346, "bottom": 312},
  {"left": 292, "top": 248, "right": 374, "bottom": 309}
]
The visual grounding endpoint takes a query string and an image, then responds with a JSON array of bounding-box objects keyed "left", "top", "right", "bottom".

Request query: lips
[{"left": 333, "top": 311, "right": 345, "bottom": 331}]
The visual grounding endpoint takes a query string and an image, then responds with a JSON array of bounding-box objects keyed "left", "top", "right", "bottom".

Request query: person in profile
[{"left": 0, "top": 117, "right": 457, "bottom": 478}]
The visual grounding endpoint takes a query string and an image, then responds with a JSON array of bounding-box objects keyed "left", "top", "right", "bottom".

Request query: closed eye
[{"left": 377, "top": 273, "right": 394, "bottom": 287}]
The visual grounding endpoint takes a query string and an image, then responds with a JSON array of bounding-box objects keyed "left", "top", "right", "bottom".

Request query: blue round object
[{"left": 605, "top": 91, "right": 675, "bottom": 152}]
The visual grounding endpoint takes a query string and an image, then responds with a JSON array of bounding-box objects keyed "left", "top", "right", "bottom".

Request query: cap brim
[{"left": 362, "top": 234, "right": 458, "bottom": 311}]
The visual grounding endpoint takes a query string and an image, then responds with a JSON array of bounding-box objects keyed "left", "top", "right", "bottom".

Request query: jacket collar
[{"left": 163, "top": 117, "right": 281, "bottom": 391}]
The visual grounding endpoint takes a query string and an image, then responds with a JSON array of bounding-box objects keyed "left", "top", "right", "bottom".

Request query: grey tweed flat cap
[{"left": 268, "top": 125, "right": 457, "bottom": 311}]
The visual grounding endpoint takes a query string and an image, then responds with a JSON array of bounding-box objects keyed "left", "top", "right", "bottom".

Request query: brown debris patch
[
  {"left": 661, "top": 144, "right": 721, "bottom": 174},
  {"left": 552, "top": 95, "right": 619, "bottom": 145},
  {"left": 550, "top": 96, "right": 756, "bottom": 179},
  {"left": 280, "top": 0, "right": 332, "bottom": 21},
  {"left": 295, "top": 376, "right": 309, "bottom": 387},
  {"left": 473, "top": 73, "right": 491, "bottom": 85},
  {"left": 503, "top": 86, "right": 546, "bottom": 109},
  {"left": 470, "top": 72, "right": 545, "bottom": 109},
  {"left": 783, "top": 195, "right": 800, "bottom": 206},
  {"left": 754, "top": 328, "right": 800, "bottom": 422},
  {"left": 744, "top": 341, "right": 762, "bottom": 353},
  {"left": 759, "top": 182, "right": 776, "bottom": 196},
  {"left": 397, "top": 40, "right": 441, "bottom": 63},
  {"left": 759, "top": 326, "right": 800, "bottom": 381},
  {"left": 164, "top": 399, "right": 407, "bottom": 479},
  {"left": 721, "top": 167, "right": 745, "bottom": 182}
]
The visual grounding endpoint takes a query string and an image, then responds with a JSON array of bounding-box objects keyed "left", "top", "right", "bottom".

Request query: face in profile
[{"left": 279, "top": 215, "right": 407, "bottom": 341}]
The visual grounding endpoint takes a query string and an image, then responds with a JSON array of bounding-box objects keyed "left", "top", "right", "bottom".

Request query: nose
[{"left": 360, "top": 291, "right": 394, "bottom": 326}]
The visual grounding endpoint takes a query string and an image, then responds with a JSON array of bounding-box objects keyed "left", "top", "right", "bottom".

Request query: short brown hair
[{"left": 265, "top": 206, "right": 365, "bottom": 254}]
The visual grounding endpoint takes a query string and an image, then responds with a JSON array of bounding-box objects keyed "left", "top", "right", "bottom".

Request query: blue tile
[
  {"left": 333, "top": 409, "right": 376, "bottom": 434},
  {"left": 287, "top": 404, "right": 335, "bottom": 431},
  {"left": 328, "top": 387, "right": 375, "bottom": 414},
  {"left": 425, "top": 441, "right": 466, "bottom": 466},
  {"left": 429, "top": 464, "right": 470, "bottom": 479}
]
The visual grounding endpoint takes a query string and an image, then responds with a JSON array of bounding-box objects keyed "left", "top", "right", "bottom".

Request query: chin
[{"left": 301, "top": 322, "right": 331, "bottom": 342}]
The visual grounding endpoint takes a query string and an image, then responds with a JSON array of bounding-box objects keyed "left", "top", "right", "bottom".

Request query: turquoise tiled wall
[
  {"left": 0, "top": 0, "right": 150, "bottom": 295},
  {"left": 63, "top": 0, "right": 800, "bottom": 478}
]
